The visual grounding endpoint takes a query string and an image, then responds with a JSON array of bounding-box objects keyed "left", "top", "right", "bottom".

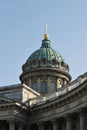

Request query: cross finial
[
  {"left": 45, "top": 24, "right": 48, "bottom": 34},
  {"left": 44, "top": 24, "right": 49, "bottom": 39}
]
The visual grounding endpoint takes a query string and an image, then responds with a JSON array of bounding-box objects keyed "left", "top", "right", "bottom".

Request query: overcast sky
[{"left": 0, "top": 0, "right": 87, "bottom": 86}]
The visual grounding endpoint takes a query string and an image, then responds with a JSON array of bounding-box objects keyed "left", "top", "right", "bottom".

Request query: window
[
  {"left": 50, "top": 82, "right": 56, "bottom": 91},
  {"left": 52, "top": 59, "right": 56, "bottom": 65},
  {"left": 42, "top": 59, "right": 46, "bottom": 65},
  {"left": 32, "top": 82, "right": 37, "bottom": 91},
  {"left": 41, "top": 81, "right": 47, "bottom": 93},
  {"left": 43, "top": 61, "right": 46, "bottom": 65}
]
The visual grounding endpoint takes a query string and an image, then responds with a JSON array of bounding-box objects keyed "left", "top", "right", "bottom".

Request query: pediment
[{"left": 23, "top": 84, "right": 40, "bottom": 96}]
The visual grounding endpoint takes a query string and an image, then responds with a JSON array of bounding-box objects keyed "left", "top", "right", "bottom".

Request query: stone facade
[{"left": 0, "top": 75, "right": 87, "bottom": 130}]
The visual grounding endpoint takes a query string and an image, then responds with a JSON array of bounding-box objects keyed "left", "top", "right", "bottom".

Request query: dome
[
  {"left": 27, "top": 39, "right": 64, "bottom": 64},
  {"left": 20, "top": 32, "right": 71, "bottom": 94},
  {"left": 22, "top": 35, "right": 69, "bottom": 71}
]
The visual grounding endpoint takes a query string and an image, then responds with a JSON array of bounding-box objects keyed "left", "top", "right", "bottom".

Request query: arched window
[
  {"left": 50, "top": 82, "right": 56, "bottom": 91},
  {"left": 32, "top": 82, "right": 37, "bottom": 91},
  {"left": 52, "top": 59, "right": 56, "bottom": 65},
  {"left": 42, "top": 59, "right": 47, "bottom": 65},
  {"left": 41, "top": 81, "right": 47, "bottom": 93}
]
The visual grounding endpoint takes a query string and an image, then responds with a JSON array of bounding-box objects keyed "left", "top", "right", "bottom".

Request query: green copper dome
[
  {"left": 22, "top": 34, "right": 69, "bottom": 72},
  {"left": 27, "top": 39, "right": 64, "bottom": 63}
]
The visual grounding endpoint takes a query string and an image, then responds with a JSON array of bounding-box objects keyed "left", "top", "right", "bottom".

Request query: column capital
[
  {"left": 38, "top": 121, "right": 44, "bottom": 126},
  {"left": 7, "top": 119, "right": 15, "bottom": 123},
  {"left": 79, "top": 109, "right": 87, "bottom": 117},
  {"left": 66, "top": 114, "right": 72, "bottom": 121}
]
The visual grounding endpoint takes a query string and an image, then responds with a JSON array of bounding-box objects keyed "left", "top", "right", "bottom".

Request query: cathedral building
[{"left": 0, "top": 30, "right": 87, "bottom": 130}]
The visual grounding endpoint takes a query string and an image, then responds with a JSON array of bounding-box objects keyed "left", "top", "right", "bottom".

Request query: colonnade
[
  {"left": 0, "top": 111, "right": 86, "bottom": 130},
  {"left": 0, "top": 120, "right": 28, "bottom": 130},
  {"left": 28, "top": 77, "right": 67, "bottom": 92},
  {"left": 30, "top": 111, "right": 87, "bottom": 130}
]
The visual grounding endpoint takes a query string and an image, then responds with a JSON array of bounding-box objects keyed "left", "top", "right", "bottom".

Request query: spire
[{"left": 44, "top": 24, "right": 49, "bottom": 40}]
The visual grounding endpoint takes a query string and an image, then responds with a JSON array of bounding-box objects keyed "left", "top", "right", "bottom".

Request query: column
[
  {"left": 38, "top": 122, "right": 45, "bottom": 130},
  {"left": 38, "top": 78, "right": 41, "bottom": 93},
  {"left": 80, "top": 112, "right": 86, "bottom": 130},
  {"left": 66, "top": 115, "right": 72, "bottom": 130},
  {"left": 9, "top": 120, "right": 15, "bottom": 130},
  {"left": 29, "top": 78, "right": 32, "bottom": 88},
  {"left": 64, "top": 80, "right": 67, "bottom": 85},
  {"left": 18, "top": 124, "right": 23, "bottom": 130},
  {"left": 57, "top": 78, "right": 59, "bottom": 89},
  {"left": 1, "top": 126, "right": 5, "bottom": 130},
  {"left": 47, "top": 77, "right": 51, "bottom": 92},
  {"left": 25, "top": 125, "right": 30, "bottom": 130},
  {"left": 51, "top": 118, "right": 58, "bottom": 130},
  {"left": 18, "top": 126, "right": 23, "bottom": 130},
  {"left": 62, "top": 119, "right": 66, "bottom": 130}
]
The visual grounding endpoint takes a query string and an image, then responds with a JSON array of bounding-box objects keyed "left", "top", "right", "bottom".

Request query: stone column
[
  {"left": 9, "top": 120, "right": 15, "bottom": 130},
  {"left": 62, "top": 119, "right": 66, "bottom": 130},
  {"left": 64, "top": 80, "right": 67, "bottom": 85},
  {"left": 57, "top": 78, "right": 59, "bottom": 90},
  {"left": 29, "top": 78, "right": 32, "bottom": 88},
  {"left": 80, "top": 112, "right": 86, "bottom": 130},
  {"left": 38, "top": 78, "right": 41, "bottom": 93},
  {"left": 18, "top": 124, "right": 23, "bottom": 130},
  {"left": 25, "top": 125, "right": 30, "bottom": 130},
  {"left": 38, "top": 122, "right": 45, "bottom": 130},
  {"left": 66, "top": 115, "right": 72, "bottom": 130},
  {"left": 51, "top": 118, "right": 58, "bottom": 130},
  {"left": 1, "top": 126, "right": 5, "bottom": 130},
  {"left": 47, "top": 77, "right": 51, "bottom": 92}
]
